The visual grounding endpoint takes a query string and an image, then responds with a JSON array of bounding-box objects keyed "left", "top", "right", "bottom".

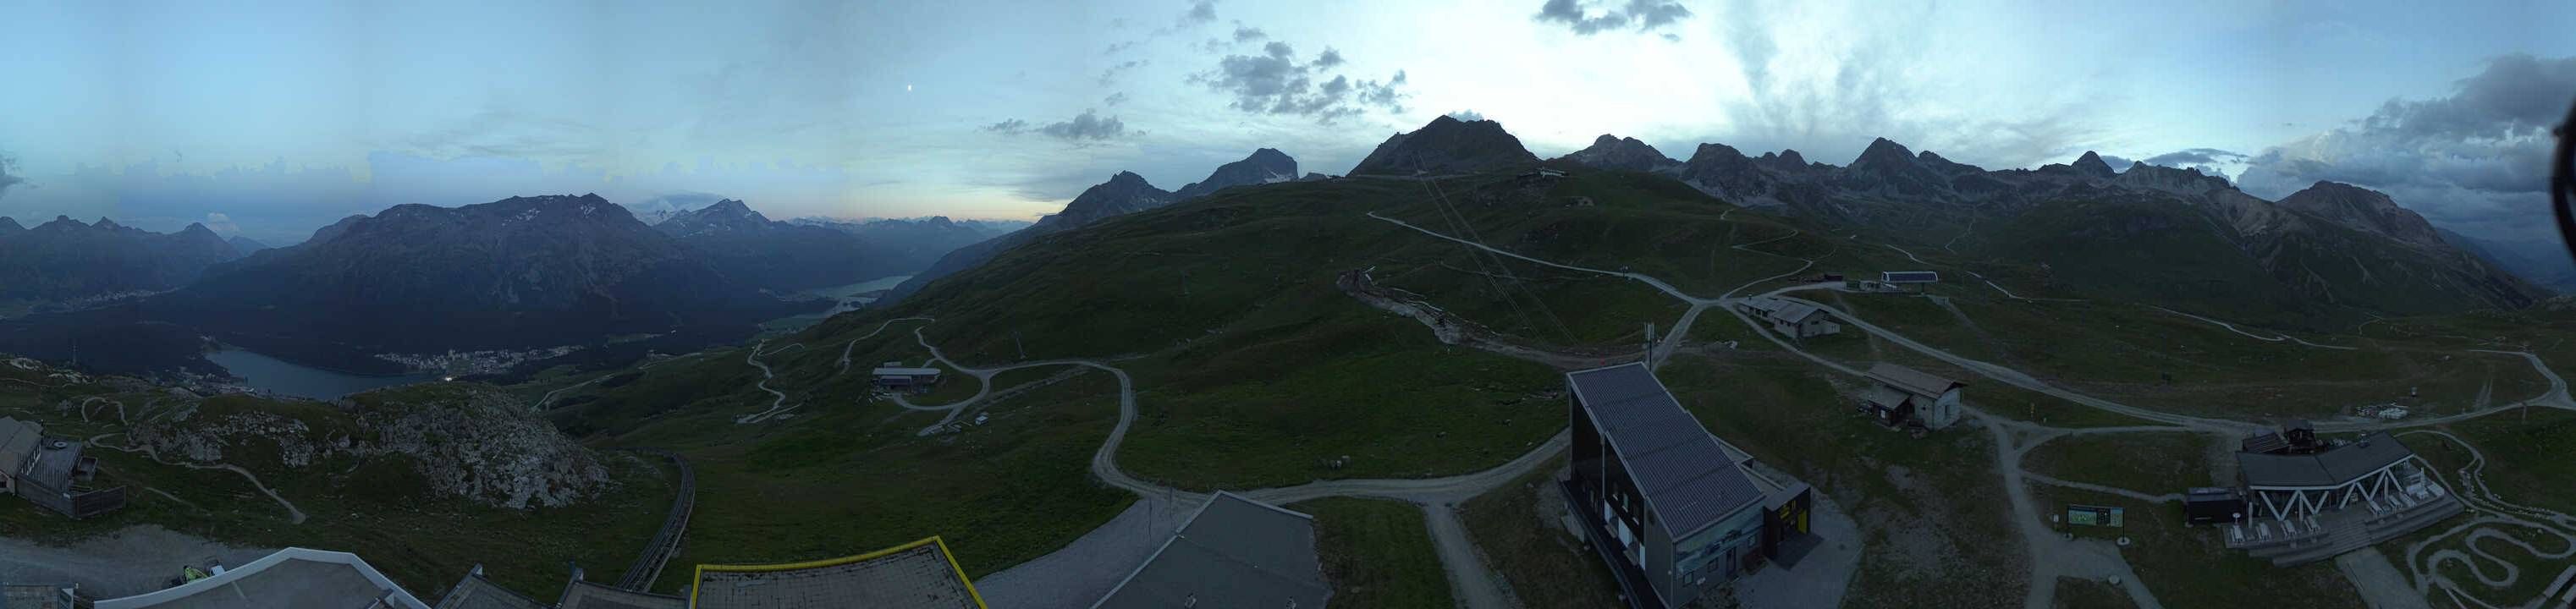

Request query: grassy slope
[
  {"left": 2027, "top": 485, "right": 2364, "bottom": 609},
  {"left": 1292, "top": 497, "right": 1455, "bottom": 608},
  {"left": 1458, "top": 456, "right": 1626, "bottom": 609},
  {"left": 1654, "top": 355, "right": 2027, "bottom": 607},
  {"left": 2022, "top": 431, "right": 2222, "bottom": 493}
]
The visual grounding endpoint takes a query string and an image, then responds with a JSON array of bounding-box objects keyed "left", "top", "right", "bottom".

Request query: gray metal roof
[
  {"left": 1567, "top": 363, "right": 1764, "bottom": 540},
  {"left": 555, "top": 580, "right": 685, "bottom": 609},
  {"left": 94, "top": 548, "right": 431, "bottom": 609},
  {"left": 434, "top": 572, "right": 549, "bottom": 609},
  {"left": 1093, "top": 491, "right": 1329, "bottom": 609},
  {"left": 2238, "top": 432, "right": 2417, "bottom": 488},
  {"left": 1770, "top": 302, "right": 1825, "bottom": 324},
  {"left": 21, "top": 438, "right": 81, "bottom": 490},
  {"left": 1867, "top": 363, "right": 1962, "bottom": 399},
  {"left": 0, "top": 418, "right": 41, "bottom": 477},
  {"left": 691, "top": 540, "right": 981, "bottom": 609}
]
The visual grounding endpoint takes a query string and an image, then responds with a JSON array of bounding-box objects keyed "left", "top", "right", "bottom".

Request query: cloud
[
  {"left": 985, "top": 110, "right": 1130, "bottom": 142},
  {"left": 1104, "top": 92, "right": 1131, "bottom": 107},
  {"left": 1104, "top": 41, "right": 1137, "bottom": 55},
  {"left": 202, "top": 212, "right": 239, "bottom": 234},
  {"left": 1099, "top": 59, "right": 1148, "bottom": 86},
  {"left": 1191, "top": 41, "right": 1408, "bottom": 124},
  {"left": 1447, "top": 110, "right": 1487, "bottom": 121},
  {"left": 2141, "top": 148, "right": 2247, "bottom": 167},
  {"left": 983, "top": 118, "right": 1032, "bottom": 134},
  {"left": 0, "top": 154, "right": 22, "bottom": 200},
  {"left": 1312, "top": 47, "right": 1345, "bottom": 69},
  {"left": 1694, "top": 3, "right": 2103, "bottom": 170},
  {"left": 1177, "top": 1, "right": 1216, "bottom": 28},
  {"left": 1533, "top": 0, "right": 1694, "bottom": 36},
  {"left": 2237, "top": 54, "right": 2576, "bottom": 241},
  {"left": 2096, "top": 155, "right": 2135, "bottom": 171},
  {"left": 1233, "top": 25, "right": 1266, "bottom": 42}
]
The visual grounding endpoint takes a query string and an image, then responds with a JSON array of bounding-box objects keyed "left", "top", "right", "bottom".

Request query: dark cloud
[
  {"left": 1178, "top": 1, "right": 1216, "bottom": 28},
  {"left": 1233, "top": 25, "right": 1266, "bottom": 42},
  {"left": 1104, "top": 92, "right": 1131, "bottom": 107},
  {"left": 1104, "top": 41, "right": 1137, "bottom": 55},
  {"left": 1099, "top": 59, "right": 1148, "bottom": 86},
  {"left": 983, "top": 118, "right": 1032, "bottom": 134},
  {"left": 0, "top": 154, "right": 23, "bottom": 200},
  {"left": 2141, "top": 148, "right": 2246, "bottom": 167},
  {"left": 1312, "top": 47, "right": 1345, "bottom": 69},
  {"left": 2096, "top": 155, "right": 2136, "bottom": 172},
  {"left": 1533, "top": 0, "right": 1694, "bottom": 36},
  {"left": 1191, "top": 41, "right": 1406, "bottom": 124},
  {"left": 2238, "top": 54, "right": 2576, "bottom": 241},
  {"left": 985, "top": 110, "right": 1130, "bottom": 143}
]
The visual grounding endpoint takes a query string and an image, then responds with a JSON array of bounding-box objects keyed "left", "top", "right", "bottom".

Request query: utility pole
[{"left": 1643, "top": 322, "right": 1657, "bottom": 371}]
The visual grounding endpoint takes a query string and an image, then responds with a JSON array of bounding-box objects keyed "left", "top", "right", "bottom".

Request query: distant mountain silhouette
[
  {"left": 0, "top": 216, "right": 243, "bottom": 302},
  {"left": 149, "top": 194, "right": 802, "bottom": 365},
  {"left": 885, "top": 148, "right": 1303, "bottom": 304},
  {"left": 654, "top": 199, "right": 909, "bottom": 292},
  {"left": 1348, "top": 115, "right": 1538, "bottom": 176}
]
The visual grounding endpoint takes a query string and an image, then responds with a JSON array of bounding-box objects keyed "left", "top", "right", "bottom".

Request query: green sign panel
[{"left": 2067, "top": 505, "right": 2125, "bottom": 527}]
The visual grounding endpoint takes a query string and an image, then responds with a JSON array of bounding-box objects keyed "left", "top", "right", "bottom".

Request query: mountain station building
[
  {"left": 2224, "top": 428, "right": 2463, "bottom": 565},
  {"left": 1858, "top": 363, "right": 1965, "bottom": 431},
  {"left": 871, "top": 363, "right": 944, "bottom": 393},
  {"left": 1737, "top": 297, "right": 1841, "bottom": 339},
  {"left": 1564, "top": 363, "right": 1818, "bottom": 609}
]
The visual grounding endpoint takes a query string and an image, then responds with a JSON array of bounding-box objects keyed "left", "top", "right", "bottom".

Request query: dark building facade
[{"left": 1565, "top": 363, "right": 1812, "bottom": 608}]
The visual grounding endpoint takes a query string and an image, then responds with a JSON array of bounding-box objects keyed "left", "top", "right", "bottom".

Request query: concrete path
[
  {"left": 2336, "top": 549, "right": 2434, "bottom": 609},
  {"left": 0, "top": 526, "right": 274, "bottom": 599}
]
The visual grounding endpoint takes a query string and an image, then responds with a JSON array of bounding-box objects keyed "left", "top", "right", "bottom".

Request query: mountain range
[
  {"left": 881, "top": 147, "right": 1307, "bottom": 303},
  {"left": 0, "top": 216, "right": 245, "bottom": 303},
  {"left": 652, "top": 199, "right": 911, "bottom": 292},
  {"left": 140, "top": 195, "right": 800, "bottom": 365},
  {"left": 1553, "top": 132, "right": 2543, "bottom": 321}
]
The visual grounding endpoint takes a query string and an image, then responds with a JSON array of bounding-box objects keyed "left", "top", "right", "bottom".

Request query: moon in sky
[{"left": 905, "top": 84, "right": 913, "bottom": 92}]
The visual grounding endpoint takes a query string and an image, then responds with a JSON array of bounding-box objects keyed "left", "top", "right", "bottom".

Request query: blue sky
[{"left": 2, "top": 0, "right": 2573, "bottom": 245}]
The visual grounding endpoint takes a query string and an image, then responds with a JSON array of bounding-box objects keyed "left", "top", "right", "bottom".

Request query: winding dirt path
[{"left": 86, "top": 433, "right": 309, "bottom": 524}]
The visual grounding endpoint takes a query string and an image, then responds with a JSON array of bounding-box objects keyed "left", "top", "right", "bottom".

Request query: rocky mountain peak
[
  {"left": 1175, "top": 149, "right": 1302, "bottom": 200},
  {"left": 0, "top": 217, "right": 22, "bottom": 235},
  {"left": 657, "top": 198, "right": 776, "bottom": 236},
  {"left": 2072, "top": 151, "right": 2116, "bottom": 178},
  {"left": 1560, "top": 134, "right": 1679, "bottom": 172},
  {"left": 1348, "top": 115, "right": 1538, "bottom": 176},
  {"left": 2276, "top": 181, "right": 2449, "bottom": 250},
  {"left": 94, "top": 217, "right": 125, "bottom": 230},
  {"left": 1775, "top": 149, "right": 1808, "bottom": 167},
  {"left": 1852, "top": 137, "right": 1918, "bottom": 168}
]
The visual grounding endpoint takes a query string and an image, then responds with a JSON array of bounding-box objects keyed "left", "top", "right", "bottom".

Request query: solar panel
[{"left": 1881, "top": 271, "right": 1940, "bottom": 283}]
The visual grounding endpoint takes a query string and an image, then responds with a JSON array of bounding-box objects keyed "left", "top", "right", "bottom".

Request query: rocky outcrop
[
  {"left": 1173, "top": 148, "right": 1299, "bottom": 200},
  {"left": 129, "top": 386, "right": 609, "bottom": 509},
  {"left": 1348, "top": 115, "right": 1539, "bottom": 176},
  {"left": 1560, "top": 134, "right": 1680, "bottom": 172}
]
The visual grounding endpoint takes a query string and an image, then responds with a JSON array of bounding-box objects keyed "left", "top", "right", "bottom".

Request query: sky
[{"left": 1, "top": 0, "right": 2573, "bottom": 246}]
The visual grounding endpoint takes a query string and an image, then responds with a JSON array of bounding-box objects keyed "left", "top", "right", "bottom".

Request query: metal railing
[{"left": 614, "top": 448, "right": 696, "bottom": 592}]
